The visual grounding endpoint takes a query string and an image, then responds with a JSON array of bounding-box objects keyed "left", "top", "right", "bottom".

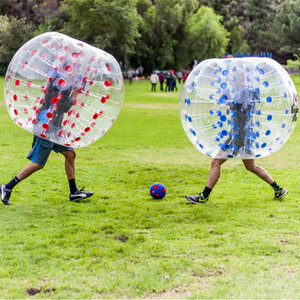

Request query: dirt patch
[
  {"left": 26, "top": 287, "right": 56, "bottom": 296},
  {"left": 26, "top": 287, "right": 41, "bottom": 296},
  {"left": 44, "top": 288, "right": 56, "bottom": 295},
  {"left": 114, "top": 234, "right": 129, "bottom": 243}
]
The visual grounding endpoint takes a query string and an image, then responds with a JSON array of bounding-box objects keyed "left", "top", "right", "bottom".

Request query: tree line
[{"left": 0, "top": 0, "right": 299, "bottom": 74}]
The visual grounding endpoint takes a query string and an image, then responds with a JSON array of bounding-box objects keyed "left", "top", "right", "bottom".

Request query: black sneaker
[
  {"left": 274, "top": 187, "right": 288, "bottom": 199},
  {"left": 185, "top": 192, "right": 208, "bottom": 204},
  {"left": 1, "top": 184, "right": 12, "bottom": 205},
  {"left": 70, "top": 187, "right": 93, "bottom": 202}
]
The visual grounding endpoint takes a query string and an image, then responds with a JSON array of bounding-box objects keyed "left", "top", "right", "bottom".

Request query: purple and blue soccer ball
[{"left": 150, "top": 183, "right": 166, "bottom": 199}]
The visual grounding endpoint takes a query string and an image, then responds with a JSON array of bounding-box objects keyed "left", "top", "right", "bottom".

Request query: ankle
[{"left": 202, "top": 186, "right": 212, "bottom": 199}]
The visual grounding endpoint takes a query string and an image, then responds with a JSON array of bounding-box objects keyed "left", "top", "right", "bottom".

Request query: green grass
[{"left": 0, "top": 76, "right": 299, "bottom": 299}]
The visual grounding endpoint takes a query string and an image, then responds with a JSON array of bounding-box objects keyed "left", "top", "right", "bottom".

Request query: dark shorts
[{"left": 27, "top": 136, "right": 73, "bottom": 166}]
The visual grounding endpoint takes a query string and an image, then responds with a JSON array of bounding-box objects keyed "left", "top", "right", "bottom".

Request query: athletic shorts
[{"left": 27, "top": 136, "right": 73, "bottom": 166}]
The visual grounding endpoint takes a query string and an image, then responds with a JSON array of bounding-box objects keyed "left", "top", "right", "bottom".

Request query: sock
[
  {"left": 5, "top": 176, "right": 21, "bottom": 190},
  {"left": 271, "top": 181, "right": 280, "bottom": 191},
  {"left": 68, "top": 179, "right": 78, "bottom": 194},
  {"left": 202, "top": 186, "right": 212, "bottom": 199}
]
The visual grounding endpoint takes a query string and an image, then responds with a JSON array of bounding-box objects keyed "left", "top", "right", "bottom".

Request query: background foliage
[{"left": 0, "top": 0, "right": 299, "bottom": 72}]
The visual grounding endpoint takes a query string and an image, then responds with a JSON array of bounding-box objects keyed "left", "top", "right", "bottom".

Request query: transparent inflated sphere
[
  {"left": 180, "top": 57, "right": 298, "bottom": 159},
  {"left": 4, "top": 32, "right": 123, "bottom": 148}
]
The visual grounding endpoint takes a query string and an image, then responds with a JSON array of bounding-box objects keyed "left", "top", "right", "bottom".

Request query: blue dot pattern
[{"left": 180, "top": 57, "right": 298, "bottom": 159}]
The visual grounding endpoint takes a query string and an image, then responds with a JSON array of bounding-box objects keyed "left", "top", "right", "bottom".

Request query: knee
[
  {"left": 31, "top": 163, "right": 44, "bottom": 171},
  {"left": 65, "top": 150, "right": 76, "bottom": 161},
  {"left": 35, "top": 163, "right": 44, "bottom": 171},
  {"left": 244, "top": 161, "right": 256, "bottom": 172},
  {"left": 211, "top": 159, "right": 223, "bottom": 169}
]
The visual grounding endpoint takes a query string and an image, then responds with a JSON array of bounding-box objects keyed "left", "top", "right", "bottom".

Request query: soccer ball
[{"left": 150, "top": 183, "right": 166, "bottom": 199}]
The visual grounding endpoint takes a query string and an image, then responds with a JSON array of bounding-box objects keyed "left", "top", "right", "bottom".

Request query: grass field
[{"left": 0, "top": 76, "right": 299, "bottom": 299}]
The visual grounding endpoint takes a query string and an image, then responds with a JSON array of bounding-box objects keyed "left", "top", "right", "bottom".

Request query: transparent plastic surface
[
  {"left": 180, "top": 57, "right": 298, "bottom": 159},
  {"left": 4, "top": 32, "right": 123, "bottom": 148}
]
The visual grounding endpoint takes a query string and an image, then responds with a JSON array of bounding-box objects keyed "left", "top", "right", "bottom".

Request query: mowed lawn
[{"left": 0, "top": 76, "right": 299, "bottom": 298}]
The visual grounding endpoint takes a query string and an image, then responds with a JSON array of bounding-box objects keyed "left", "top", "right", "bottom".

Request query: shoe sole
[
  {"left": 275, "top": 190, "right": 288, "bottom": 199},
  {"left": 70, "top": 193, "right": 93, "bottom": 202},
  {"left": 185, "top": 195, "right": 208, "bottom": 204}
]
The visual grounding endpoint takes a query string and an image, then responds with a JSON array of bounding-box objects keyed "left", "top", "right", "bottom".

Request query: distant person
[
  {"left": 150, "top": 72, "right": 159, "bottom": 91},
  {"left": 120, "top": 61, "right": 124, "bottom": 74},
  {"left": 183, "top": 73, "right": 188, "bottom": 83},
  {"left": 165, "top": 71, "right": 172, "bottom": 92},
  {"left": 127, "top": 68, "right": 135, "bottom": 84},
  {"left": 177, "top": 70, "right": 183, "bottom": 85},
  {"left": 170, "top": 70, "right": 177, "bottom": 91},
  {"left": 137, "top": 65, "right": 144, "bottom": 77},
  {"left": 158, "top": 72, "right": 165, "bottom": 91}
]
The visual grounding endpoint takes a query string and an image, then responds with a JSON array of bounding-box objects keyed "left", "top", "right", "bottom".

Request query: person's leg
[
  {"left": 61, "top": 149, "right": 77, "bottom": 194},
  {"left": 206, "top": 158, "right": 227, "bottom": 189},
  {"left": 61, "top": 149, "right": 76, "bottom": 181},
  {"left": 242, "top": 159, "right": 273, "bottom": 184},
  {"left": 17, "top": 163, "right": 44, "bottom": 180},
  {"left": 185, "top": 159, "right": 227, "bottom": 204},
  {"left": 60, "top": 149, "right": 93, "bottom": 201},
  {"left": 1, "top": 136, "right": 51, "bottom": 205},
  {"left": 242, "top": 159, "right": 288, "bottom": 198},
  {"left": 1, "top": 162, "right": 44, "bottom": 205}
]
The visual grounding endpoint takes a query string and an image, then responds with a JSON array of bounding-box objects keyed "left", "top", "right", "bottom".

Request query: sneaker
[
  {"left": 274, "top": 187, "right": 288, "bottom": 199},
  {"left": 185, "top": 192, "right": 208, "bottom": 204},
  {"left": 1, "top": 184, "right": 12, "bottom": 205},
  {"left": 70, "top": 187, "right": 93, "bottom": 202}
]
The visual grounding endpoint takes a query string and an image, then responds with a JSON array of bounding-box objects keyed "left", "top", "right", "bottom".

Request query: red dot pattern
[
  {"left": 5, "top": 32, "right": 123, "bottom": 149},
  {"left": 46, "top": 112, "right": 53, "bottom": 119},
  {"left": 65, "top": 66, "right": 72, "bottom": 72},
  {"left": 51, "top": 97, "right": 59, "bottom": 104},
  {"left": 42, "top": 123, "right": 49, "bottom": 130},
  {"left": 58, "top": 79, "right": 66, "bottom": 87}
]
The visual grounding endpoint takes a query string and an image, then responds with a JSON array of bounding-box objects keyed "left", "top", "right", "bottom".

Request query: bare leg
[
  {"left": 61, "top": 150, "right": 76, "bottom": 180},
  {"left": 242, "top": 159, "right": 274, "bottom": 184},
  {"left": 17, "top": 162, "right": 44, "bottom": 181},
  {"left": 61, "top": 149, "right": 93, "bottom": 200},
  {"left": 206, "top": 158, "right": 227, "bottom": 189}
]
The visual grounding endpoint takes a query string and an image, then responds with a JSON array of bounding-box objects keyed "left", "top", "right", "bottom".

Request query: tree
[
  {"left": 273, "top": 0, "right": 300, "bottom": 55},
  {"left": 186, "top": 6, "right": 228, "bottom": 61},
  {"left": 0, "top": 0, "right": 66, "bottom": 28},
  {"left": 286, "top": 49, "right": 300, "bottom": 72},
  {"left": 132, "top": 0, "right": 196, "bottom": 72},
  {"left": 198, "top": 0, "right": 250, "bottom": 54},
  {"left": 242, "top": 0, "right": 276, "bottom": 52},
  {"left": 62, "top": 0, "right": 140, "bottom": 66},
  {"left": 0, "top": 15, "right": 34, "bottom": 74}
]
